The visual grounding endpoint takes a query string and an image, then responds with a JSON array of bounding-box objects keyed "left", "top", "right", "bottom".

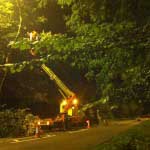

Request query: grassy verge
[{"left": 94, "top": 120, "right": 150, "bottom": 150}]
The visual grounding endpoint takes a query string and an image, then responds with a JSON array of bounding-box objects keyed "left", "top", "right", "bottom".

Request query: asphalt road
[{"left": 0, "top": 120, "right": 139, "bottom": 150}]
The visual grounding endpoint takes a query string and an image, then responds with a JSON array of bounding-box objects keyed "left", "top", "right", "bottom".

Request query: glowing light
[
  {"left": 47, "top": 121, "right": 50, "bottom": 125},
  {"left": 62, "top": 100, "right": 67, "bottom": 106},
  {"left": 86, "top": 120, "right": 89, "bottom": 123},
  {"left": 38, "top": 121, "right": 40, "bottom": 125},
  {"left": 73, "top": 98, "right": 78, "bottom": 105}
]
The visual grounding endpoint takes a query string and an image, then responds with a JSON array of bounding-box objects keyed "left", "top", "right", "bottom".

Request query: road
[{"left": 0, "top": 120, "right": 139, "bottom": 150}]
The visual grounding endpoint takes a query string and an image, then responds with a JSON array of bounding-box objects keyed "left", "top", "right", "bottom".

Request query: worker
[{"left": 96, "top": 109, "right": 101, "bottom": 125}]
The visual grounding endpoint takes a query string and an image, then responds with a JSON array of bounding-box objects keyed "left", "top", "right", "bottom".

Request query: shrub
[
  {"left": 94, "top": 120, "right": 150, "bottom": 150},
  {"left": 0, "top": 109, "right": 35, "bottom": 137}
]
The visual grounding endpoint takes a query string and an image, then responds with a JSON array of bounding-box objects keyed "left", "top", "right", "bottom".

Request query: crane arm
[
  {"left": 41, "top": 64, "right": 77, "bottom": 114},
  {"left": 41, "top": 64, "right": 75, "bottom": 98}
]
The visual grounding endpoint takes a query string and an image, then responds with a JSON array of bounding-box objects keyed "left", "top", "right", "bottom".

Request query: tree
[{"left": 1, "top": 0, "right": 150, "bottom": 117}]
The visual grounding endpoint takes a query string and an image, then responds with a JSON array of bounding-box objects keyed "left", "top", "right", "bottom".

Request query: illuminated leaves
[
  {"left": 57, "top": 0, "right": 73, "bottom": 6},
  {"left": 0, "top": 0, "right": 14, "bottom": 29},
  {"left": 1, "top": 0, "right": 149, "bottom": 106}
]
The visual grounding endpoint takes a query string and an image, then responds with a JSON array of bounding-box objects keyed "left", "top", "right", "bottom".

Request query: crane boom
[
  {"left": 0, "top": 62, "right": 78, "bottom": 115},
  {"left": 0, "top": 31, "right": 79, "bottom": 116},
  {"left": 41, "top": 64, "right": 75, "bottom": 98},
  {"left": 41, "top": 64, "right": 78, "bottom": 115}
]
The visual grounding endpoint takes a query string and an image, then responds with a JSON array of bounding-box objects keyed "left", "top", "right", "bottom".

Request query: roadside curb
[
  {"left": 0, "top": 134, "right": 55, "bottom": 144},
  {"left": 0, "top": 138, "right": 12, "bottom": 144}
]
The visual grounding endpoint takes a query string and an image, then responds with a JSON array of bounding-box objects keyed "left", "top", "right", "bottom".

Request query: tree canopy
[{"left": 0, "top": 0, "right": 150, "bottom": 116}]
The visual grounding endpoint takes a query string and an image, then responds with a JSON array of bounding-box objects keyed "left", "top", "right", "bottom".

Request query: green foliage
[
  {"left": 94, "top": 120, "right": 150, "bottom": 150},
  {"left": 10, "top": 21, "right": 150, "bottom": 112},
  {"left": 0, "top": 0, "right": 150, "bottom": 116},
  {"left": 0, "top": 109, "right": 23, "bottom": 137},
  {"left": 11, "top": 22, "right": 150, "bottom": 100},
  {"left": 61, "top": 0, "right": 150, "bottom": 29},
  {"left": 57, "top": 0, "right": 73, "bottom": 6},
  {"left": 0, "top": 0, "right": 14, "bottom": 29},
  {"left": 0, "top": 108, "right": 35, "bottom": 137}
]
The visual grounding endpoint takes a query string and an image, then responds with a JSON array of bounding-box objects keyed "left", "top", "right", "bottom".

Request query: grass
[{"left": 93, "top": 120, "right": 150, "bottom": 150}]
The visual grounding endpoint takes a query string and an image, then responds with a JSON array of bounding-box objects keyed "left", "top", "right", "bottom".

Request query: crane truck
[
  {"left": 0, "top": 61, "right": 85, "bottom": 131},
  {"left": 41, "top": 63, "right": 78, "bottom": 116},
  {"left": 41, "top": 63, "right": 82, "bottom": 130},
  {"left": 28, "top": 31, "right": 85, "bottom": 130},
  {"left": 0, "top": 31, "right": 86, "bottom": 131}
]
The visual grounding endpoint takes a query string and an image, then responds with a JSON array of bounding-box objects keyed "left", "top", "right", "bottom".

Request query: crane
[
  {"left": 0, "top": 61, "right": 80, "bottom": 130},
  {"left": 41, "top": 64, "right": 78, "bottom": 116},
  {"left": 28, "top": 31, "right": 79, "bottom": 116},
  {"left": 0, "top": 31, "right": 84, "bottom": 130}
]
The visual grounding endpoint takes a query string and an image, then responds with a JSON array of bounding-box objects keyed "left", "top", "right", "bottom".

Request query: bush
[
  {"left": 0, "top": 109, "right": 35, "bottom": 137},
  {"left": 94, "top": 120, "right": 150, "bottom": 150}
]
